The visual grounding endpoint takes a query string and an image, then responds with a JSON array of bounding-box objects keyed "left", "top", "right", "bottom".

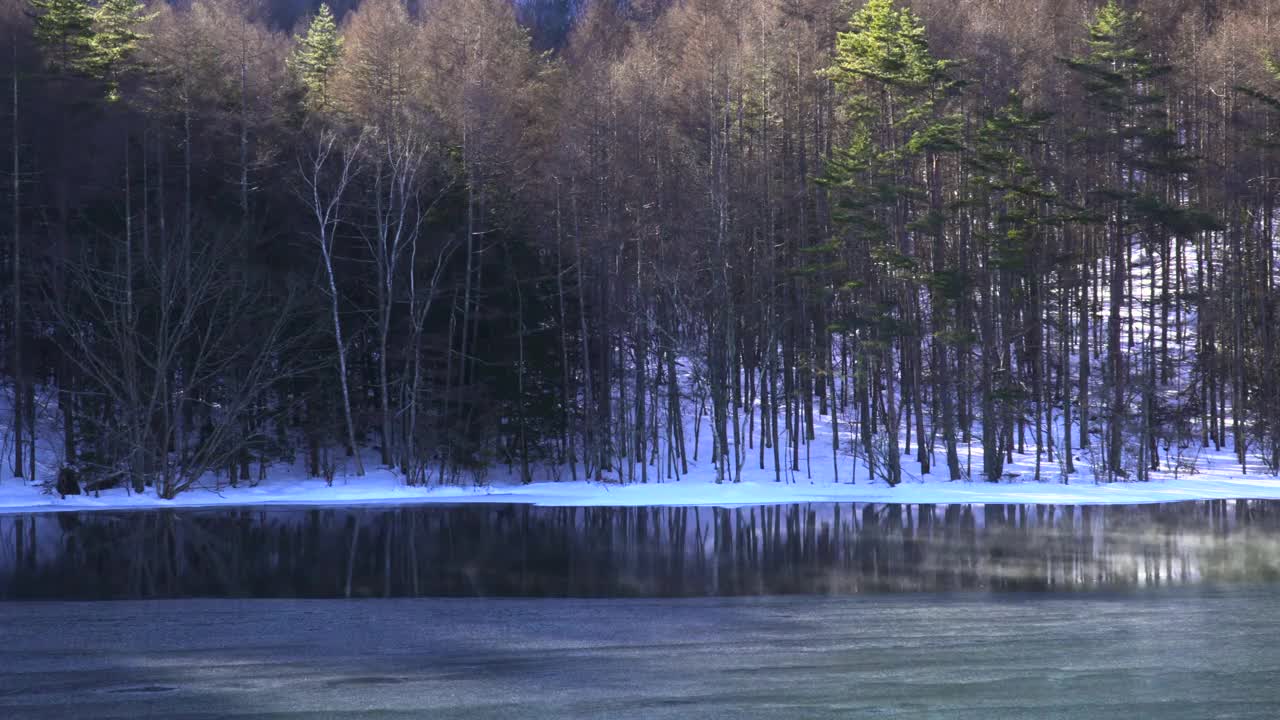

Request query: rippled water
[{"left": 2, "top": 500, "right": 1277, "bottom": 599}]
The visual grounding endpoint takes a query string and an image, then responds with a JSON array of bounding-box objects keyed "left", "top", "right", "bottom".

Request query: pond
[
  {"left": 2, "top": 501, "right": 1279, "bottom": 718},
  {"left": 2, "top": 500, "right": 1278, "bottom": 599}
]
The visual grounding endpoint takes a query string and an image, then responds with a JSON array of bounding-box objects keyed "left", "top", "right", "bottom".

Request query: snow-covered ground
[
  {"left": 3, "top": 407, "right": 1279, "bottom": 514},
  {"left": 3, "top": 462, "right": 1279, "bottom": 514}
]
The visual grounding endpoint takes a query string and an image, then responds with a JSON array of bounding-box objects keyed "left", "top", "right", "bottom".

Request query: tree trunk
[{"left": 11, "top": 34, "right": 22, "bottom": 480}]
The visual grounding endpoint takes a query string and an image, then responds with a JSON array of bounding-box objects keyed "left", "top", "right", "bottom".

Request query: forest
[{"left": 2, "top": 0, "right": 1280, "bottom": 498}]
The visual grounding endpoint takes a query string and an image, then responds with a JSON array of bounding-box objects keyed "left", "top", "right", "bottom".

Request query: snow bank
[{"left": 2, "top": 445, "right": 1279, "bottom": 514}]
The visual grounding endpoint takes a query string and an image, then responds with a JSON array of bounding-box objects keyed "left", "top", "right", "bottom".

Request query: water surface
[
  {"left": 2, "top": 591, "right": 1278, "bottom": 718},
  {"left": 2, "top": 500, "right": 1277, "bottom": 599},
  {"left": 3, "top": 501, "right": 1279, "bottom": 718}
]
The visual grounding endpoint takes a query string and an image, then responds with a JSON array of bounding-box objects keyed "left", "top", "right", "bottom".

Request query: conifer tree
[
  {"left": 1063, "top": 0, "right": 1214, "bottom": 480},
  {"left": 1236, "top": 58, "right": 1280, "bottom": 473},
  {"left": 967, "top": 93, "right": 1061, "bottom": 481},
  {"left": 28, "top": 0, "right": 96, "bottom": 77},
  {"left": 293, "top": 3, "right": 342, "bottom": 114},
  {"left": 825, "top": 0, "right": 959, "bottom": 485},
  {"left": 90, "top": 0, "right": 153, "bottom": 102},
  {"left": 1236, "top": 58, "right": 1280, "bottom": 115},
  {"left": 1062, "top": 1, "right": 1154, "bottom": 480}
]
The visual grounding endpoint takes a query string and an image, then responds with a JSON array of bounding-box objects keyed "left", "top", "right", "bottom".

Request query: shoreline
[{"left": 3, "top": 472, "right": 1280, "bottom": 514}]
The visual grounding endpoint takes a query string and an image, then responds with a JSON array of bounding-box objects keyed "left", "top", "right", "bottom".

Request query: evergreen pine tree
[
  {"left": 824, "top": 0, "right": 961, "bottom": 486},
  {"left": 1236, "top": 58, "right": 1280, "bottom": 472},
  {"left": 293, "top": 3, "right": 343, "bottom": 113},
  {"left": 90, "top": 0, "right": 153, "bottom": 102},
  {"left": 1236, "top": 57, "right": 1280, "bottom": 118},
  {"left": 967, "top": 93, "right": 1062, "bottom": 481},
  {"left": 28, "top": 0, "right": 96, "bottom": 77},
  {"left": 1063, "top": 0, "right": 1215, "bottom": 480}
]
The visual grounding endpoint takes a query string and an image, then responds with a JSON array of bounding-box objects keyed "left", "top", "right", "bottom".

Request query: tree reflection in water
[{"left": 1, "top": 501, "right": 1277, "bottom": 599}]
